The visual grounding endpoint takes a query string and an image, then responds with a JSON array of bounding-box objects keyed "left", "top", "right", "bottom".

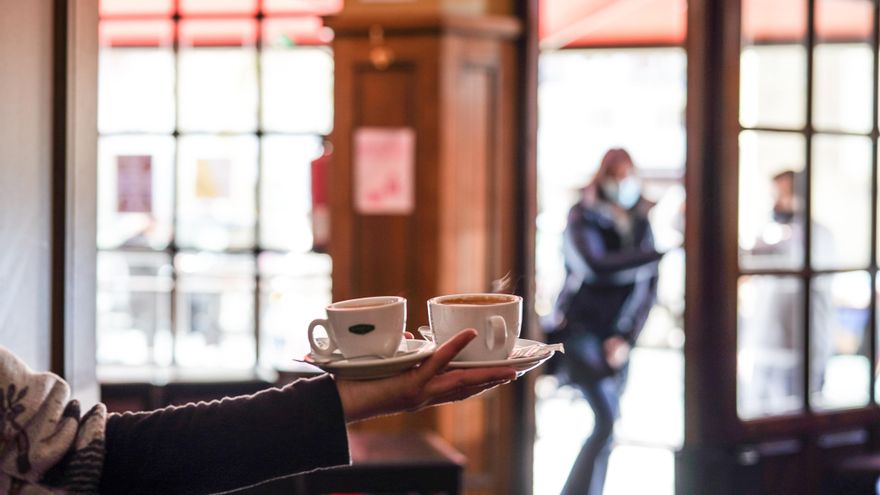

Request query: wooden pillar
[{"left": 327, "top": 3, "right": 523, "bottom": 493}]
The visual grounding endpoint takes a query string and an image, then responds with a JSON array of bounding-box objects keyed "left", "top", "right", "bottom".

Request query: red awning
[{"left": 540, "top": 0, "right": 874, "bottom": 49}]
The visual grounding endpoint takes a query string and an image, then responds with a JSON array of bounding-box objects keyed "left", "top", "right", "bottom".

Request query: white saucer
[
  {"left": 302, "top": 339, "right": 436, "bottom": 380},
  {"left": 446, "top": 338, "right": 558, "bottom": 376}
]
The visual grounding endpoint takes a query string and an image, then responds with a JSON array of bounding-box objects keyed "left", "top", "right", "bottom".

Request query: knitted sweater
[
  {"left": 0, "top": 348, "right": 106, "bottom": 494},
  {"left": 0, "top": 348, "right": 351, "bottom": 494}
]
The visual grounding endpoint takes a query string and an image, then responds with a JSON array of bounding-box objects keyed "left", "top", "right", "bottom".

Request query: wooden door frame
[
  {"left": 51, "top": 0, "right": 99, "bottom": 405},
  {"left": 511, "top": 0, "right": 539, "bottom": 493}
]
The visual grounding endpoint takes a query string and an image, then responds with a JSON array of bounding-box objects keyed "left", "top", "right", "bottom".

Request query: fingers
[
  {"left": 415, "top": 329, "right": 478, "bottom": 380},
  {"left": 424, "top": 367, "right": 517, "bottom": 398},
  {"left": 404, "top": 331, "right": 415, "bottom": 339}
]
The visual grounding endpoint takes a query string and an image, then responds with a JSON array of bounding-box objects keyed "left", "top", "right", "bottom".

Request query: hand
[
  {"left": 603, "top": 336, "right": 631, "bottom": 370},
  {"left": 334, "top": 329, "right": 517, "bottom": 423}
]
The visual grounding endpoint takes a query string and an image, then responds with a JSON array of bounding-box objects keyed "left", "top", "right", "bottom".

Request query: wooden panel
[
  {"left": 0, "top": 0, "right": 55, "bottom": 371},
  {"left": 439, "top": 64, "right": 492, "bottom": 292},
  {"left": 352, "top": 67, "right": 415, "bottom": 300}
]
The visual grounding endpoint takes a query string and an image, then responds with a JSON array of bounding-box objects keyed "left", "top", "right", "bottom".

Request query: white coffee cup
[
  {"left": 427, "top": 293, "right": 522, "bottom": 361},
  {"left": 308, "top": 296, "right": 406, "bottom": 359}
]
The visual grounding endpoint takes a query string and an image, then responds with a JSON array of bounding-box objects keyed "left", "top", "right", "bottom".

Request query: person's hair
[
  {"left": 586, "top": 148, "right": 634, "bottom": 200},
  {"left": 772, "top": 169, "right": 796, "bottom": 183}
]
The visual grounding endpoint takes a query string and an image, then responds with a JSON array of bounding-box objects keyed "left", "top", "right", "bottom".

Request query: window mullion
[
  {"left": 253, "top": 0, "right": 265, "bottom": 367},
  {"left": 803, "top": 0, "right": 816, "bottom": 415},
  {"left": 169, "top": 0, "right": 182, "bottom": 368},
  {"left": 868, "top": 0, "right": 880, "bottom": 406}
]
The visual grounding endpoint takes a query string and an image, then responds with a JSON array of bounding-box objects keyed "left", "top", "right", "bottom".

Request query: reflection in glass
[
  {"left": 811, "top": 134, "right": 871, "bottom": 269},
  {"left": 100, "top": 0, "right": 174, "bottom": 17},
  {"left": 259, "top": 252, "right": 332, "bottom": 369},
  {"left": 263, "top": 0, "right": 342, "bottom": 15},
  {"left": 740, "top": 46, "right": 806, "bottom": 130},
  {"left": 98, "top": 42, "right": 175, "bottom": 133},
  {"left": 813, "top": 44, "right": 873, "bottom": 133},
  {"left": 741, "top": 0, "right": 807, "bottom": 46},
  {"left": 811, "top": 272, "right": 870, "bottom": 411},
  {"left": 738, "top": 131, "right": 806, "bottom": 270},
  {"left": 177, "top": 135, "right": 258, "bottom": 250},
  {"left": 98, "top": 135, "right": 175, "bottom": 249},
  {"left": 175, "top": 253, "right": 256, "bottom": 369},
  {"left": 262, "top": 45, "right": 334, "bottom": 134},
  {"left": 178, "top": 40, "right": 258, "bottom": 132},
  {"left": 97, "top": 251, "right": 174, "bottom": 367},
  {"left": 738, "top": 275, "right": 805, "bottom": 419},
  {"left": 180, "top": 0, "right": 257, "bottom": 15},
  {"left": 261, "top": 135, "right": 323, "bottom": 251}
]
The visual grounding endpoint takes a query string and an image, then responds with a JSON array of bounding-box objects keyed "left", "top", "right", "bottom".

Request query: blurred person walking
[{"left": 546, "top": 148, "right": 662, "bottom": 495}]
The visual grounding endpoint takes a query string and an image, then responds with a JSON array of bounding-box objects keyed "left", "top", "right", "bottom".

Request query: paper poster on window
[
  {"left": 354, "top": 127, "right": 415, "bottom": 215},
  {"left": 196, "top": 159, "right": 231, "bottom": 199},
  {"left": 117, "top": 155, "right": 152, "bottom": 213}
]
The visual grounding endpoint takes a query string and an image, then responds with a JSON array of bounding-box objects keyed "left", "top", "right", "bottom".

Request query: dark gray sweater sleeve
[{"left": 99, "top": 374, "right": 350, "bottom": 494}]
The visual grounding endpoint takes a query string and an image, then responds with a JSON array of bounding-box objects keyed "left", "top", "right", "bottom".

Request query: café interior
[{"left": 4, "top": 0, "right": 880, "bottom": 493}]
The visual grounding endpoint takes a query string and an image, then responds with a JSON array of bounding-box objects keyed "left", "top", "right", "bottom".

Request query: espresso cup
[
  {"left": 427, "top": 293, "right": 522, "bottom": 361},
  {"left": 308, "top": 296, "right": 406, "bottom": 359}
]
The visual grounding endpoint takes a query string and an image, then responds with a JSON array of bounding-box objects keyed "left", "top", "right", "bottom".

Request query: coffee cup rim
[
  {"left": 428, "top": 293, "right": 522, "bottom": 307},
  {"left": 328, "top": 296, "right": 405, "bottom": 311}
]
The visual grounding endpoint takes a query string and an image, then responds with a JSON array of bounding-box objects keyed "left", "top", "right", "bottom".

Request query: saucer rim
[
  {"left": 446, "top": 338, "right": 555, "bottom": 368},
  {"left": 306, "top": 339, "right": 435, "bottom": 369}
]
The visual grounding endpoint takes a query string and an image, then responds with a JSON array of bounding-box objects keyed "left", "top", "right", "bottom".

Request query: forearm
[{"left": 100, "top": 375, "right": 350, "bottom": 494}]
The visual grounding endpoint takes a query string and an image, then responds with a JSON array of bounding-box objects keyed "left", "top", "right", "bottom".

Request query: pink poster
[
  {"left": 116, "top": 155, "right": 152, "bottom": 213},
  {"left": 353, "top": 127, "right": 415, "bottom": 215}
]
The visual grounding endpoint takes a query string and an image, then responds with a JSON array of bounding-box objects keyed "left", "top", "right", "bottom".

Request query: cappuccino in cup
[{"left": 428, "top": 293, "right": 522, "bottom": 361}]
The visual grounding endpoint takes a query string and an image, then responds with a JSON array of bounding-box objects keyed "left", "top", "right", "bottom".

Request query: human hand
[
  {"left": 603, "top": 336, "right": 631, "bottom": 370},
  {"left": 334, "top": 329, "right": 517, "bottom": 423}
]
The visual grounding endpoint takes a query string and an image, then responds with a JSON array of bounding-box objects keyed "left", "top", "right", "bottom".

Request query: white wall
[{"left": 0, "top": 0, "right": 55, "bottom": 371}]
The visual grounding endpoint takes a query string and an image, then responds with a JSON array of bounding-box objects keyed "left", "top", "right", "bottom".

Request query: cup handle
[
  {"left": 308, "top": 319, "right": 337, "bottom": 357},
  {"left": 485, "top": 316, "right": 508, "bottom": 352}
]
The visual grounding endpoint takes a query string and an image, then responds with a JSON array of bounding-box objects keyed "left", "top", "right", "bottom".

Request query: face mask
[
  {"left": 773, "top": 209, "right": 795, "bottom": 224},
  {"left": 602, "top": 176, "right": 641, "bottom": 209}
]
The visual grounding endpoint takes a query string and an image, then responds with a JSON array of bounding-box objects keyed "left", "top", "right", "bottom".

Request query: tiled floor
[{"left": 533, "top": 347, "right": 684, "bottom": 495}]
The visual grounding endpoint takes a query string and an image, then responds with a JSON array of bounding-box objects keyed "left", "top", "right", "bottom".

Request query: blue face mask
[{"left": 602, "top": 176, "right": 641, "bottom": 209}]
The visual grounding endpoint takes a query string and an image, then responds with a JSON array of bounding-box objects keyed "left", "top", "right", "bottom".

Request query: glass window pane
[
  {"left": 100, "top": 0, "right": 174, "bottom": 17},
  {"left": 738, "top": 131, "right": 806, "bottom": 271},
  {"left": 811, "top": 134, "right": 871, "bottom": 270},
  {"left": 740, "top": 45, "right": 807, "bottom": 129},
  {"left": 176, "top": 253, "right": 255, "bottom": 369},
  {"left": 263, "top": 0, "right": 342, "bottom": 15},
  {"left": 259, "top": 252, "right": 332, "bottom": 369},
  {"left": 178, "top": 21, "right": 258, "bottom": 132},
  {"left": 177, "top": 135, "right": 258, "bottom": 250},
  {"left": 738, "top": 275, "right": 805, "bottom": 419},
  {"left": 814, "top": 0, "right": 873, "bottom": 133},
  {"left": 99, "top": 19, "right": 175, "bottom": 48},
  {"left": 813, "top": 44, "right": 873, "bottom": 133},
  {"left": 97, "top": 251, "right": 174, "bottom": 367},
  {"left": 815, "top": 0, "right": 873, "bottom": 41},
  {"left": 98, "top": 135, "right": 174, "bottom": 249},
  {"left": 742, "top": 0, "right": 807, "bottom": 45},
  {"left": 811, "top": 271, "right": 870, "bottom": 411},
  {"left": 261, "top": 135, "right": 323, "bottom": 251},
  {"left": 180, "top": 0, "right": 257, "bottom": 16},
  {"left": 99, "top": 25, "right": 175, "bottom": 133},
  {"left": 262, "top": 44, "right": 334, "bottom": 133}
]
